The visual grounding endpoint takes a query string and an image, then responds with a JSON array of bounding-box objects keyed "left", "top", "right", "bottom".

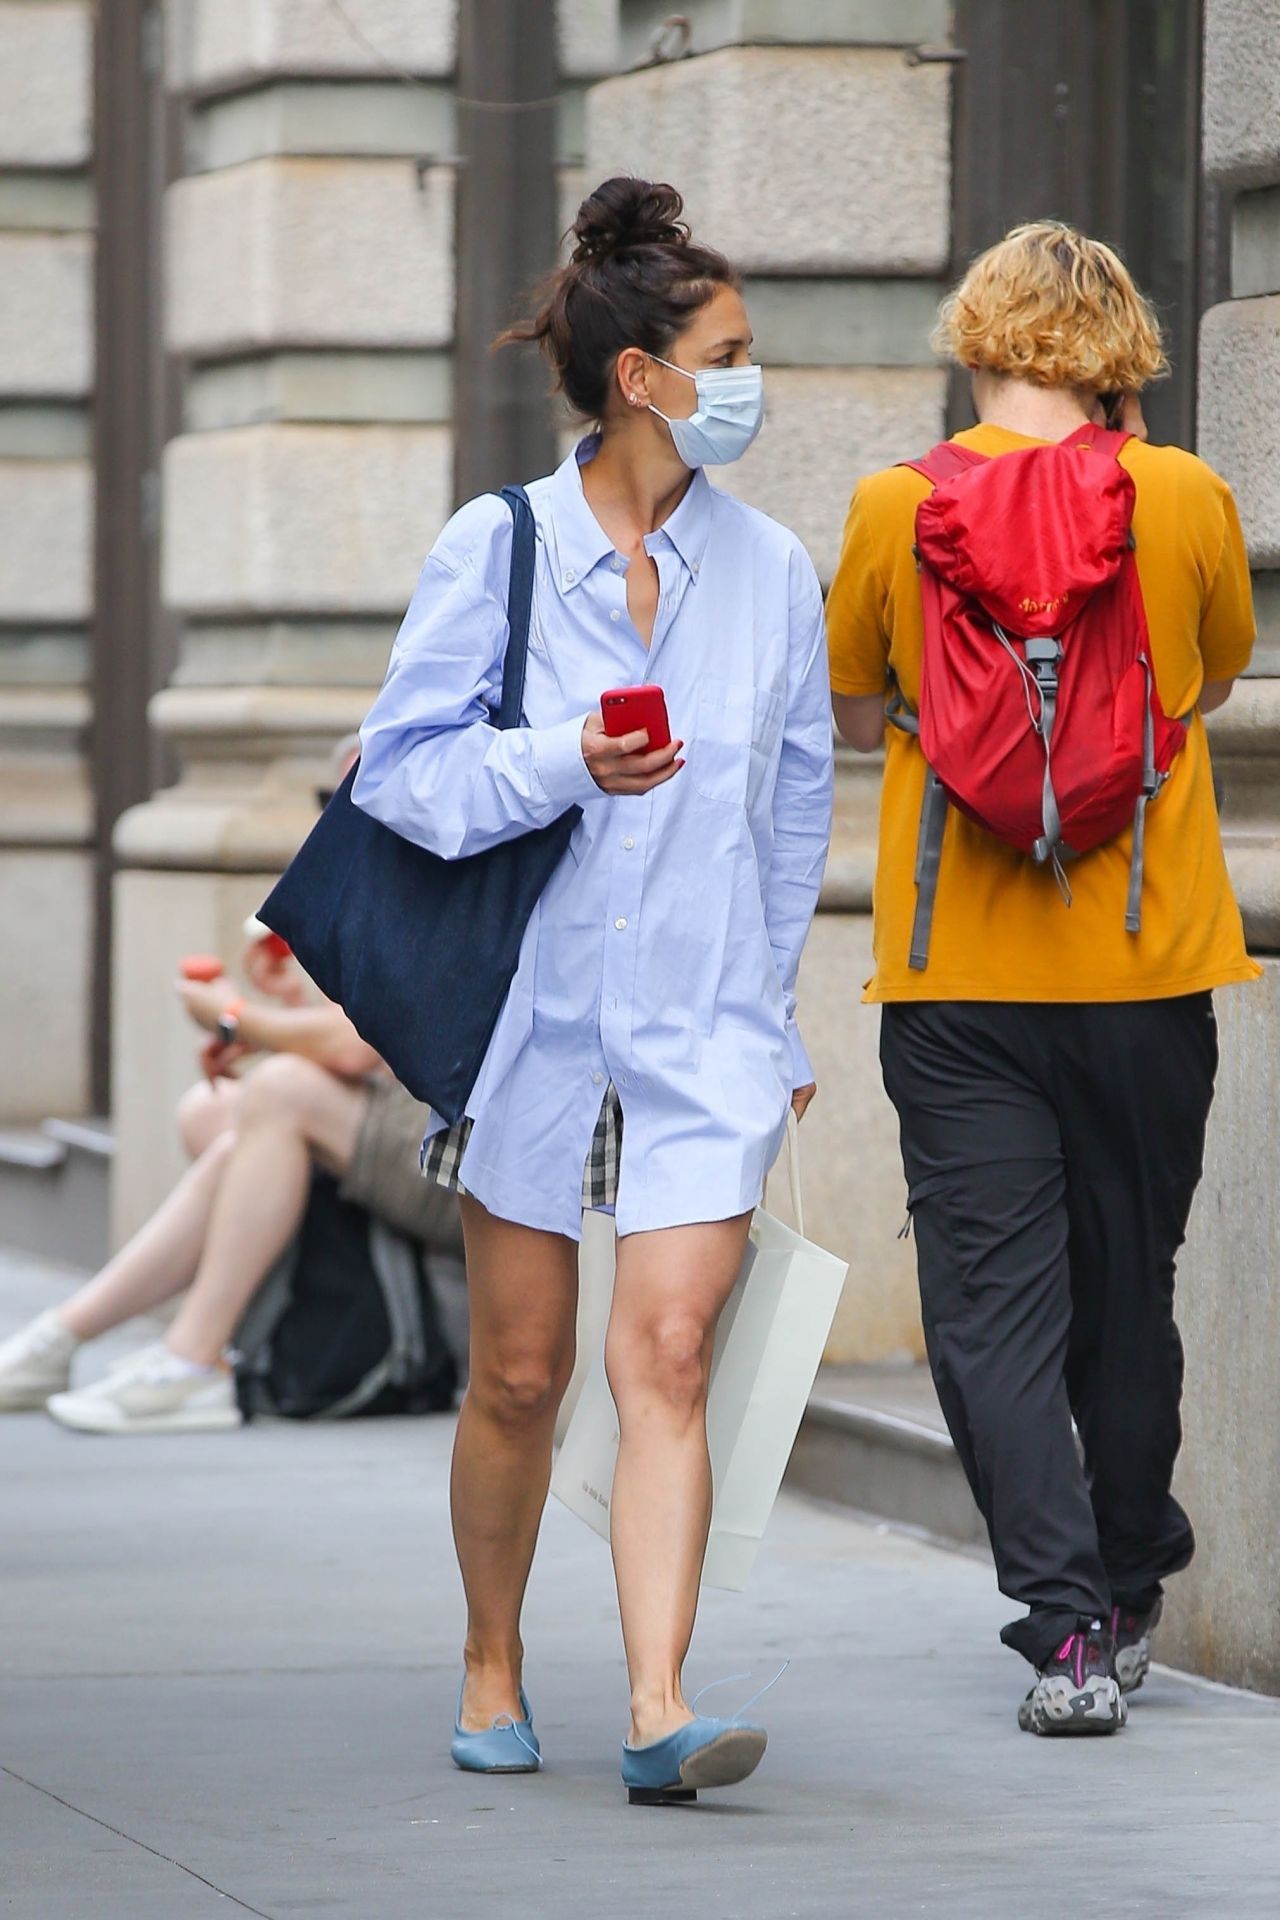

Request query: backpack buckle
[{"left": 1025, "top": 637, "right": 1061, "bottom": 690}]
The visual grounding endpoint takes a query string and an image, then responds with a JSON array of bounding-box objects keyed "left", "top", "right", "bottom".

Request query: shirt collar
[
  {"left": 548, "top": 436, "right": 619, "bottom": 592},
  {"left": 650, "top": 464, "right": 712, "bottom": 580},
  {"left": 549, "top": 434, "right": 713, "bottom": 590}
]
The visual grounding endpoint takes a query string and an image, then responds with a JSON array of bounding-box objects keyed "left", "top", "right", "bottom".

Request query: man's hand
[
  {"left": 1092, "top": 392, "right": 1149, "bottom": 441},
  {"left": 178, "top": 978, "right": 234, "bottom": 1034},
  {"left": 582, "top": 713, "right": 684, "bottom": 796},
  {"left": 792, "top": 1082, "right": 817, "bottom": 1123},
  {"left": 1118, "top": 393, "right": 1148, "bottom": 441}
]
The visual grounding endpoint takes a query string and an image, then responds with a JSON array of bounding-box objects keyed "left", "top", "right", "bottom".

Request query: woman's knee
[
  {"left": 607, "top": 1308, "right": 710, "bottom": 1419},
  {"left": 238, "top": 1051, "right": 332, "bottom": 1126},
  {"left": 176, "top": 1079, "right": 238, "bottom": 1157},
  {"left": 469, "top": 1340, "right": 574, "bottom": 1430}
]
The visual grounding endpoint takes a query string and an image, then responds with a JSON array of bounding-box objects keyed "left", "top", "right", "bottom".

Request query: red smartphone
[
  {"left": 601, "top": 685, "right": 672, "bottom": 753},
  {"left": 181, "top": 954, "right": 225, "bottom": 983}
]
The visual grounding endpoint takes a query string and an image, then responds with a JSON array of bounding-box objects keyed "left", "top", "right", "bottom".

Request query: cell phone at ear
[{"left": 601, "top": 685, "right": 671, "bottom": 752}]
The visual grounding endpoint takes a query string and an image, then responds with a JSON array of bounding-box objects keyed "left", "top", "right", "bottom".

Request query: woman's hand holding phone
[{"left": 582, "top": 709, "right": 684, "bottom": 796}]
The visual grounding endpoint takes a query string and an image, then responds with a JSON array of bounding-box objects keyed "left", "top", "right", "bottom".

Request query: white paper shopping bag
[
  {"left": 551, "top": 1120, "right": 848, "bottom": 1590},
  {"left": 553, "top": 1206, "right": 615, "bottom": 1446}
]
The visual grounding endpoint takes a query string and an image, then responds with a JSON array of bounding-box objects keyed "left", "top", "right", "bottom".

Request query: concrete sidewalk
[{"left": 2, "top": 1249, "right": 1279, "bottom": 1920}]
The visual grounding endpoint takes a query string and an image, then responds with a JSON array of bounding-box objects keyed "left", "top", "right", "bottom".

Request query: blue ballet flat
[
  {"left": 621, "top": 1714, "right": 767, "bottom": 1806},
  {"left": 450, "top": 1683, "right": 542, "bottom": 1774}
]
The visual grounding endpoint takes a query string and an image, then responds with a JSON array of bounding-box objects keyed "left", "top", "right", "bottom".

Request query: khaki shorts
[{"left": 339, "top": 1077, "right": 464, "bottom": 1256}]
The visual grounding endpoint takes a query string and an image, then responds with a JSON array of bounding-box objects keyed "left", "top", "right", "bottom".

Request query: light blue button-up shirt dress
[{"left": 354, "top": 437, "right": 834, "bottom": 1240}]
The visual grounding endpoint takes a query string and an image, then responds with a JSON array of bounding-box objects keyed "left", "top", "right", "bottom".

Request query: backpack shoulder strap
[
  {"left": 1057, "top": 423, "right": 1132, "bottom": 460},
  {"left": 495, "top": 484, "right": 538, "bottom": 732},
  {"left": 900, "top": 442, "right": 989, "bottom": 488}
]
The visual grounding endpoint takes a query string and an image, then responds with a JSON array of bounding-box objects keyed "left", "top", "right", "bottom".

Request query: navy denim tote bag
[{"left": 259, "top": 486, "right": 581, "bottom": 1124}]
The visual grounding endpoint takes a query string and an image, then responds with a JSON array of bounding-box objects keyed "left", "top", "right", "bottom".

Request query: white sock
[
  {"left": 158, "top": 1348, "right": 216, "bottom": 1380},
  {"left": 40, "top": 1309, "right": 80, "bottom": 1351}
]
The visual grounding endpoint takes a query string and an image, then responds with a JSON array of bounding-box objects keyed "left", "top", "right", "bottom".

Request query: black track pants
[{"left": 880, "top": 996, "right": 1218, "bottom": 1668}]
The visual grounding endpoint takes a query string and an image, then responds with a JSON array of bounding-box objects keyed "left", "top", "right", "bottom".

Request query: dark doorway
[{"left": 949, "top": 0, "right": 1203, "bottom": 449}]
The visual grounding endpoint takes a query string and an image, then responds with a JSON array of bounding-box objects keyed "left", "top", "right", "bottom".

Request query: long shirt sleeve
[
  {"left": 765, "top": 547, "right": 834, "bottom": 1087},
  {"left": 355, "top": 503, "right": 599, "bottom": 860}
]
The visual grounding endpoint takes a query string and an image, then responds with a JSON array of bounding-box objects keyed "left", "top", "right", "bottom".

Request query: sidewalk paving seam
[{"left": 1, "top": 1764, "right": 280, "bottom": 1920}]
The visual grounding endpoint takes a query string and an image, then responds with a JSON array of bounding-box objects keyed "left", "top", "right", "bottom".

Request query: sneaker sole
[
  {"left": 46, "top": 1400, "right": 242, "bottom": 1435},
  {"left": 1019, "top": 1675, "right": 1127, "bottom": 1736},
  {"left": 1116, "top": 1642, "right": 1152, "bottom": 1696}
]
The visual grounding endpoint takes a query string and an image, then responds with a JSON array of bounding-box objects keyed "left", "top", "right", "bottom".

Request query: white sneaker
[
  {"left": 0, "top": 1308, "right": 78, "bottom": 1410},
  {"left": 45, "top": 1342, "right": 242, "bottom": 1434}
]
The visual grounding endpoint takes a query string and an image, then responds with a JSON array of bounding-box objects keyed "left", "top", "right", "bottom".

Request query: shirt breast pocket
[{"left": 688, "top": 678, "right": 784, "bottom": 807}]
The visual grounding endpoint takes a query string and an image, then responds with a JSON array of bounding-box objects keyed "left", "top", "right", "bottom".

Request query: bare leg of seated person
[
  {"left": 164, "top": 1055, "right": 368, "bottom": 1366},
  {"left": 36, "top": 1060, "right": 369, "bottom": 1432},
  {"left": 0, "top": 1078, "right": 242, "bottom": 1411},
  {"left": 59, "top": 1078, "right": 246, "bottom": 1345}
]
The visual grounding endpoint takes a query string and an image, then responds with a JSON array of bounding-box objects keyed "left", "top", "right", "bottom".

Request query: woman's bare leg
[
  {"left": 58, "top": 1131, "right": 238, "bottom": 1342},
  {"left": 605, "top": 1215, "right": 752, "bottom": 1747},
  {"left": 176, "top": 1077, "right": 243, "bottom": 1159},
  {"left": 452, "top": 1195, "right": 578, "bottom": 1730},
  {"left": 164, "top": 1056, "right": 368, "bottom": 1366}
]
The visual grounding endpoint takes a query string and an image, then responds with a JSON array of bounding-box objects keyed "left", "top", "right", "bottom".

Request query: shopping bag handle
[{"left": 781, "top": 1109, "right": 805, "bottom": 1237}]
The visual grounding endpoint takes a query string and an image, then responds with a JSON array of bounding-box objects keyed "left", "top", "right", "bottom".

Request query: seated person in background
[{"left": 0, "top": 762, "right": 461, "bottom": 1435}]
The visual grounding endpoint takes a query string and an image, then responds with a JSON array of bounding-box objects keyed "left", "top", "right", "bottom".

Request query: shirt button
[
  {"left": 612, "top": 558, "right": 624, "bottom": 574},
  {"left": 614, "top": 916, "right": 628, "bottom": 931},
  {"left": 623, "top": 836, "right": 635, "bottom": 851},
  {"left": 692, "top": 561, "right": 700, "bottom": 575},
  {"left": 592, "top": 1071, "right": 604, "bottom": 1085},
  {"left": 564, "top": 569, "right": 576, "bottom": 585},
  {"left": 609, "top": 609, "right": 621, "bottom": 622}
]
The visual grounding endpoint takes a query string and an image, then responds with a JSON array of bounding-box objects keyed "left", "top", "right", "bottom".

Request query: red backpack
[{"left": 892, "top": 425, "right": 1187, "bottom": 970}]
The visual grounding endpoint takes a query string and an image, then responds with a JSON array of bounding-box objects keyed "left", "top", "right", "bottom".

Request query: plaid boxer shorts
[{"left": 422, "top": 1083, "right": 622, "bottom": 1211}]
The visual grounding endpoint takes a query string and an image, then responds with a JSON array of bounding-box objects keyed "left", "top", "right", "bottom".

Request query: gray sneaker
[
  {"left": 1112, "top": 1597, "right": 1163, "bottom": 1695},
  {"left": 0, "top": 1309, "right": 78, "bottom": 1410},
  {"left": 1017, "top": 1624, "right": 1127, "bottom": 1736}
]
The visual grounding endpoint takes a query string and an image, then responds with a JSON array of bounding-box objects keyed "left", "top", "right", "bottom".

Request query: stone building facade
[
  {"left": 1, "top": 0, "right": 1277, "bottom": 1686},
  {"left": 0, "top": 1, "right": 96, "bottom": 1122},
  {"left": 1156, "top": 0, "right": 1280, "bottom": 1695}
]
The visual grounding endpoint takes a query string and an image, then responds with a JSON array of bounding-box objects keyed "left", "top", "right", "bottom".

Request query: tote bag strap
[{"left": 495, "top": 484, "right": 538, "bottom": 732}]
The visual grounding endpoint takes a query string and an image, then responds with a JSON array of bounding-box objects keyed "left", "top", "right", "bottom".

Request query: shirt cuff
[
  {"left": 787, "top": 1018, "right": 815, "bottom": 1091},
  {"left": 531, "top": 713, "right": 600, "bottom": 813}
]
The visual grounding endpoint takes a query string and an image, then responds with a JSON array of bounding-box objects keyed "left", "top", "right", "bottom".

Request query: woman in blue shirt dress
[{"left": 355, "top": 178, "right": 833, "bottom": 1802}]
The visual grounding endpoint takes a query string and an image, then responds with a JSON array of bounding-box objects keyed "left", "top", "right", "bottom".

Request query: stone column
[
  {"left": 589, "top": 0, "right": 953, "bottom": 1360},
  {"left": 111, "top": 0, "right": 619, "bottom": 1240},
  {"left": 1158, "top": 0, "right": 1280, "bottom": 1693},
  {"left": 0, "top": 1, "right": 96, "bottom": 1123}
]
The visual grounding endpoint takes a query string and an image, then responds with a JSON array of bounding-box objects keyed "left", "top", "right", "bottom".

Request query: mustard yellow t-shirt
[{"left": 827, "top": 424, "right": 1260, "bottom": 1003}]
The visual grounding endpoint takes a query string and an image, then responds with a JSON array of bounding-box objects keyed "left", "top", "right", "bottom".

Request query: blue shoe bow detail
[{"left": 451, "top": 1684, "right": 542, "bottom": 1773}]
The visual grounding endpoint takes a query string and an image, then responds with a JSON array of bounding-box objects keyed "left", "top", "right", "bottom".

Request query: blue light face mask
[{"left": 648, "top": 355, "right": 765, "bottom": 468}]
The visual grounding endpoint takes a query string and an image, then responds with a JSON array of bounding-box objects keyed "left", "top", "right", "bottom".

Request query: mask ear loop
[{"left": 646, "top": 352, "right": 695, "bottom": 429}]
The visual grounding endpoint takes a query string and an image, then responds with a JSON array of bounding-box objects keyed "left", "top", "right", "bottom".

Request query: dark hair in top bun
[{"left": 496, "top": 177, "right": 740, "bottom": 419}]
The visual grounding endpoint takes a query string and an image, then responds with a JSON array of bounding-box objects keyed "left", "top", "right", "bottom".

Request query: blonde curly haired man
[{"left": 828, "top": 223, "right": 1257, "bottom": 1737}]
